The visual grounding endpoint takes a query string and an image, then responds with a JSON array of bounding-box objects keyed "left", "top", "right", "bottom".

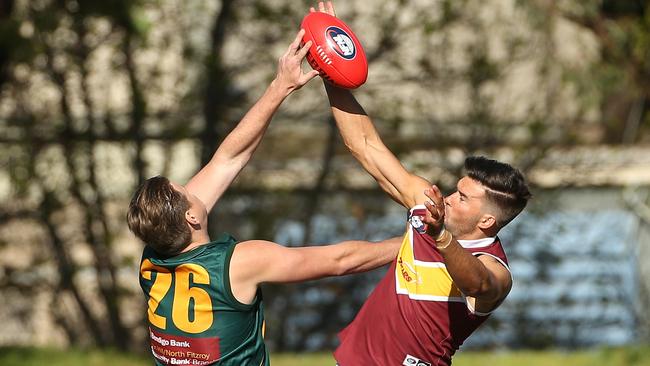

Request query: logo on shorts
[
  {"left": 403, "top": 354, "right": 432, "bottom": 366},
  {"left": 326, "top": 26, "right": 356, "bottom": 60}
]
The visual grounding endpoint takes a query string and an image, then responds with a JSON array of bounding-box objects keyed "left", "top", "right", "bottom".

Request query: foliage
[{"left": 1, "top": 0, "right": 650, "bottom": 352}]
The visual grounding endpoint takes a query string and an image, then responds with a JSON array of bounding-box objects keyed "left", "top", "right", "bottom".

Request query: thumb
[{"left": 300, "top": 70, "right": 321, "bottom": 84}]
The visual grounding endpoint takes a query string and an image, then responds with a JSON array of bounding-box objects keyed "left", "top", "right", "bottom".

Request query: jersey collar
[{"left": 457, "top": 237, "right": 497, "bottom": 249}]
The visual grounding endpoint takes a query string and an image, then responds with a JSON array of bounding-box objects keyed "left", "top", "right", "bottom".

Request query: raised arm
[
  {"left": 229, "top": 236, "right": 402, "bottom": 303},
  {"left": 313, "top": 1, "right": 430, "bottom": 208},
  {"left": 325, "top": 84, "right": 430, "bottom": 208},
  {"left": 186, "top": 30, "right": 320, "bottom": 212}
]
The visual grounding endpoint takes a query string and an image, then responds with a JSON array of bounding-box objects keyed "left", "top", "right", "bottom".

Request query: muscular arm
[
  {"left": 325, "top": 84, "right": 430, "bottom": 208},
  {"left": 229, "top": 236, "right": 402, "bottom": 303},
  {"left": 437, "top": 242, "right": 512, "bottom": 310},
  {"left": 186, "top": 31, "right": 319, "bottom": 212},
  {"left": 186, "top": 82, "right": 291, "bottom": 211},
  {"left": 422, "top": 186, "right": 512, "bottom": 311}
]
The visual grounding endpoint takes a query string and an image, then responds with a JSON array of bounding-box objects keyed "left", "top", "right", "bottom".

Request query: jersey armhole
[
  {"left": 465, "top": 252, "right": 512, "bottom": 316},
  {"left": 223, "top": 242, "right": 259, "bottom": 311}
]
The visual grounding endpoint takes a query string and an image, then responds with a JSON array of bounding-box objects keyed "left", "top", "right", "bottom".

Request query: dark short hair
[
  {"left": 464, "top": 156, "right": 531, "bottom": 229},
  {"left": 126, "top": 176, "right": 192, "bottom": 256}
]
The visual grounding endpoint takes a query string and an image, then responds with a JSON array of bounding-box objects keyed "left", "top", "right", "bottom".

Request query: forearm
[
  {"left": 325, "top": 83, "right": 382, "bottom": 155},
  {"left": 334, "top": 237, "right": 401, "bottom": 275},
  {"left": 186, "top": 31, "right": 317, "bottom": 211},
  {"left": 325, "top": 83, "right": 422, "bottom": 207},
  {"left": 437, "top": 240, "right": 493, "bottom": 297},
  {"left": 211, "top": 79, "right": 291, "bottom": 165},
  {"left": 237, "top": 237, "right": 402, "bottom": 286},
  {"left": 186, "top": 80, "right": 290, "bottom": 210}
]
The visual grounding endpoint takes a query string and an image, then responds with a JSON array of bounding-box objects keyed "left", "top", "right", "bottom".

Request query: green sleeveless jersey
[{"left": 139, "top": 233, "right": 268, "bottom": 366}]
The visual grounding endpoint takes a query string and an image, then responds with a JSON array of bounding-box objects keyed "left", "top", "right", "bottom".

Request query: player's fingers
[
  {"left": 423, "top": 201, "right": 435, "bottom": 216},
  {"left": 424, "top": 187, "right": 438, "bottom": 203},
  {"left": 432, "top": 185, "right": 443, "bottom": 199},
  {"left": 288, "top": 29, "right": 305, "bottom": 54},
  {"left": 318, "top": 2, "right": 326, "bottom": 12},
  {"left": 424, "top": 187, "right": 432, "bottom": 197},
  {"left": 296, "top": 40, "right": 313, "bottom": 59},
  {"left": 295, "top": 70, "right": 320, "bottom": 89},
  {"left": 326, "top": 1, "right": 336, "bottom": 16},
  {"left": 423, "top": 201, "right": 439, "bottom": 221},
  {"left": 302, "top": 70, "right": 321, "bottom": 83},
  {"left": 310, "top": 7, "right": 315, "bottom": 13},
  {"left": 425, "top": 185, "right": 443, "bottom": 203}
]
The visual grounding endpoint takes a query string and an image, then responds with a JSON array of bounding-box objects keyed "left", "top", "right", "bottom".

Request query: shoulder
[
  {"left": 477, "top": 254, "right": 512, "bottom": 295},
  {"left": 473, "top": 238, "right": 509, "bottom": 267},
  {"left": 233, "top": 240, "right": 278, "bottom": 255},
  {"left": 231, "top": 240, "right": 301, "bottom": 269},
  {"left": 229, "top": 240, "right": 277, "bottom": 279}
]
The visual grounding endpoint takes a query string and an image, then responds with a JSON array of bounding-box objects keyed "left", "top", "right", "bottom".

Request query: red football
[{"left": 301, "top": 12, "right": 368, "bottom": 89}]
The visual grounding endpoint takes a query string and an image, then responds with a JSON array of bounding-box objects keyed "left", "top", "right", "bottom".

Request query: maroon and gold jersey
[{"left": 334, "top": 205, "right": 511, "bottom": 366}]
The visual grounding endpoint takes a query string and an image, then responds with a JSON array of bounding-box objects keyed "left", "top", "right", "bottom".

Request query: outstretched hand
[
  {"left": 275, "top": 29, "right": 320, "bottom": 93},
  {"left": 310, "top": 1, "right": 336, "bottom": 16},
  {"left": 423, "top": 185, "right": 446, "bottom": 237}
]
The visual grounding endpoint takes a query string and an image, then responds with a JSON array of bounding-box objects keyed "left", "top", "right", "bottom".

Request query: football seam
[{"left": 316, "top": 45, "right": 333, "bottom": 65}]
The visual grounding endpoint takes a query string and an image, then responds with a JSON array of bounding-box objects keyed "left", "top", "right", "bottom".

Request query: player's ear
[
  {"left": 185, "top": 210, "right": 200, "bottom": 226},
  {"left": 477, "top": 214, "right": 497, "bottom": 230}
]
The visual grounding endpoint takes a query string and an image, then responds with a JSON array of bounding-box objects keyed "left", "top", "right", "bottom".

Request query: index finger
[
  {"left": 296, "top": 40, "right": 313, "bottom": 59},
  {"left": 424, "top": 185, "right": 444, "bottom": 202},
  {"left": 288, "top": 29, "right": 306, "bottom": 53},
  {"left": 326, "top": 1, "right": 336, "bottom": 16}
]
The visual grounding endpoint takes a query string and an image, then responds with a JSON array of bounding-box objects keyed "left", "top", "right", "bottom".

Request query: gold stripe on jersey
[{"left": 395, "top": 229, "right": 464, "bottom": 301}]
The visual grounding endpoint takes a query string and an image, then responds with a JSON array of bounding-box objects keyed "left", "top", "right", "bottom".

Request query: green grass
[
  {"left": 0, "top": 347, "right": 149, "bottom": 366},
  {"left": 1, "top": 347, "right": 649, "bottom": 366},
  {"left": 452, "top": 347, "right": 650, "bottom": 366},
  {"left": 272, "top": 352, "right": 335, "bottom": 366}
]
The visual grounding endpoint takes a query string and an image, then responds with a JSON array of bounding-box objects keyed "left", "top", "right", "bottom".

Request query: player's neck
[
  {"left": 182, "top": 231, "right": 211, "bottom": 253},
  {"left": 453, "top": 228, "right": 491, "bottom": 241}
]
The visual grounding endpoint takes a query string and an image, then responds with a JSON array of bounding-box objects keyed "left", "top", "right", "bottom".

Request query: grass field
[{"left": 1, "top": 346, "right": 650, "bottom": 366}]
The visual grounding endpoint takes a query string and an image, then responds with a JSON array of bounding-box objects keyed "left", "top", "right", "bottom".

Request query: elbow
[
  {"left": 343, "top": 137, "right": 364, "bottom": 157},
  {"left": 331, "top": 250, "right": 363, "bottom": 277},
  {"left": 342, "top": 130, "right": 374, "bottom": 152},
  {"left": 460, "top": 278, "right": 492, "bottom": 298},
  {"left": 327, "top": 240, "right": 385, "bottom": 277},
  {"left": 461, "top": 287, "right": 485, "bottom": 299},
  {"left": 332, "top": 258, "right": 353, "bottom": 277},
  {"left": 346, "top": 136, "right": 376, "bottom": 164},
  {"left": 212, "top": 154, "right": 248, "bottom": 171}
]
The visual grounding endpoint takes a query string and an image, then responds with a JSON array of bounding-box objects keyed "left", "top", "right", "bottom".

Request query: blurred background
[{"left": 1, "top": 0, "right": 650, "bottom": 364}]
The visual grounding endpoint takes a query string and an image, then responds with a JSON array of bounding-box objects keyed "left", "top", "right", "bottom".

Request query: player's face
[
  {"left": 443, "top": 176, "right": 486, "bottom": 239},
  {"left": 170, "top": 181, "right": 208, "bottom": 227}
]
